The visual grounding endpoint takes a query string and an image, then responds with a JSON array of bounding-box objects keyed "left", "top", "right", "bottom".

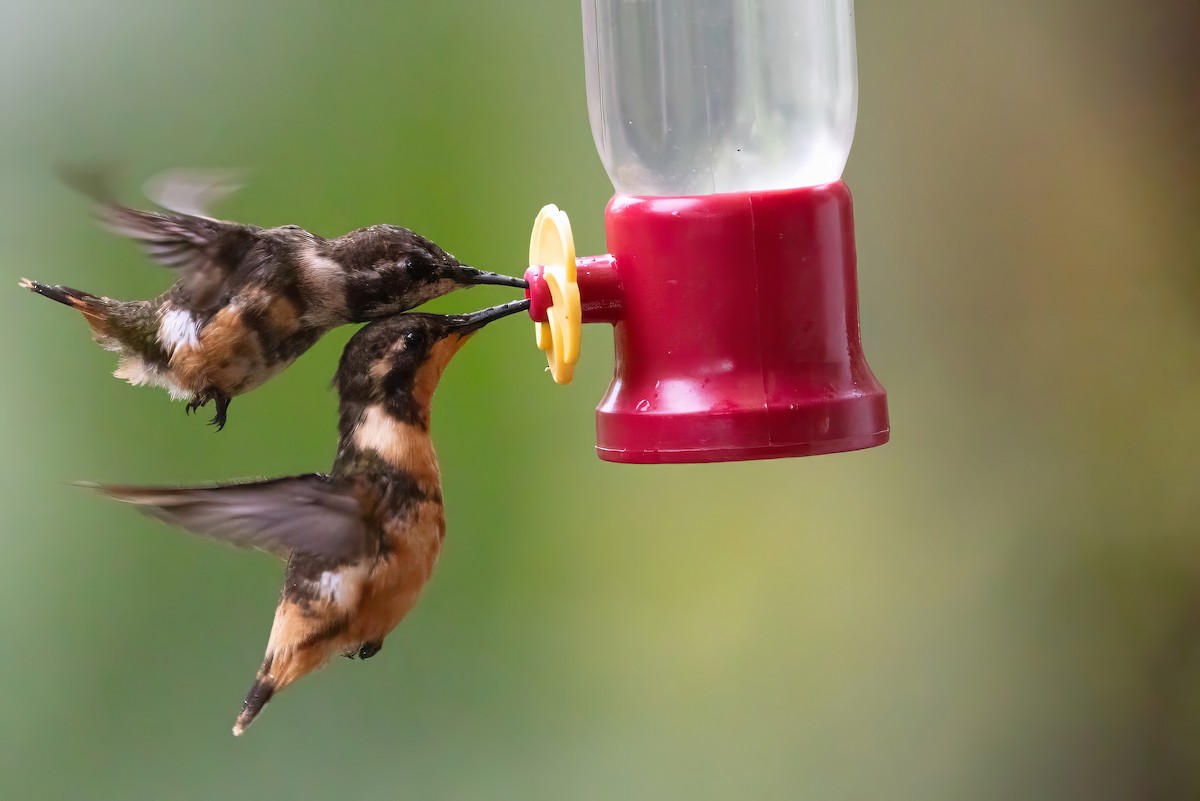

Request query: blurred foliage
[{"left": 0, "top": 1, "right": 1197, "bottom": 799}]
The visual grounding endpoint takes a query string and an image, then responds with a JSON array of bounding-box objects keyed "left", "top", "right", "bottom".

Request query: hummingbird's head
[{"left": 335, "top": 298, "right": 530, "bottom": 413}]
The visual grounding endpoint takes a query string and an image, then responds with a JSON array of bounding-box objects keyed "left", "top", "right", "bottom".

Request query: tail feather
[
  {"left": 232, "top": 651, "right": 277, "bottom": 737},
  {"left": 19, "top": 278, "right": 107, "bottom": 319},
  {"left": 233, "top": 674, "right": 276, "bottom": 737},
  {"left": 231, "top": 605, "right": 347, "bottom": 737},
  {"left": 20, "top": 278, "right": 122, "bottom": 351}
]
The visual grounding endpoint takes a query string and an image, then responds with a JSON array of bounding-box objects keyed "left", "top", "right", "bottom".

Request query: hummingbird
[
  {"left": 88, "top": 298, "right": 530, "bottom": 736},
  {"left": 20, "top": 170, "right": 526, "bottom": 429}
]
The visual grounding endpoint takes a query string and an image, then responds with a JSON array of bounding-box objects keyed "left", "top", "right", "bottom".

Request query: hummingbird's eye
[{"left": 401, "top": 330, "right": 424, "bottom": 351}]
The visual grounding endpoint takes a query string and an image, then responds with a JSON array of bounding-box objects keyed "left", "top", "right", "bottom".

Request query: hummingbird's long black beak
[
  {"left": 445, "top": 298, "right": 531, "bottom": 335},
  {"left": 457, "top": 265, "right": 528, "bottom": 290}
]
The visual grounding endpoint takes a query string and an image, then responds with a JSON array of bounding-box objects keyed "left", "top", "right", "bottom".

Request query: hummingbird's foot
[
  {"left": 208, "top": 393, "right": 232, "bottom": 431},
  {"left": 185, "top": 393, "right": 210, "bottom": 416},
  {"left": 357, "top": 642, "right": 382, "bottom": 660}
]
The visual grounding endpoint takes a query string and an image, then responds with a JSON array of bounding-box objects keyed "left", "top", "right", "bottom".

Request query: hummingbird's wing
[
  {"left": 142, "top": 168, "right": 246, "bottom": 219},
  {"left": 61, "top": 166, "right": 259, "bottom": 310},
  {"left": 87, "top": 474, "right": 369, "bottom": 562}
]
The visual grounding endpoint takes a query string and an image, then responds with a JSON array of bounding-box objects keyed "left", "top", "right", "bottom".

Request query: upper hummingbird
[
  {"left": 89, "top": 298, "right": 529, "bottom": 735},
  {"left": 20, "top": 170, "right": 526, "bottom": 429}
]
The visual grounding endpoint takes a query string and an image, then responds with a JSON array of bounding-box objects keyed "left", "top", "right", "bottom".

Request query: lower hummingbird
[
  {"left": 20, "top": 169, "right": 525, "bottom": 429},
  {"left": 89, "top": 298, "right": 529, "bottom": 735}
]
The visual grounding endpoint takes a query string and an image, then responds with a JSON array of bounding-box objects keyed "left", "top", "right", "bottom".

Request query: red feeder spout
[
  {"left": 526, "top": 254, "right": 622, "bottom": 326},
  {"left": 525, "top": 181, "right": 888, "bottom": 465}
]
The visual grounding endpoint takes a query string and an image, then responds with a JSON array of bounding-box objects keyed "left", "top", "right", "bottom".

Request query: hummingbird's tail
[
  {"left": 232, "top": 646, "right": 337, "bottom": 736},
  {"left": 19, "top": 277, "right": 125, "bottom": 350},
  {"left": 18, "top": 278, "right": 146, "bottom": 358},
  {"left": 19, "top": 278, "right": 107, "bottom": 320},
  {"left": 20, "top": 278, "right": 170, "bottom": 392},
  {"left": 232, "top": 656, "right": 277, "bottom": 737},
  {"left": 232, "top": 604, "right": 343, "bottom": 737}
]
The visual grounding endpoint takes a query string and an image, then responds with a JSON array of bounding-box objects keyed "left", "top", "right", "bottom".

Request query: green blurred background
[{"left": 2, "top": 1, "right": 1197, "bottom": 798}]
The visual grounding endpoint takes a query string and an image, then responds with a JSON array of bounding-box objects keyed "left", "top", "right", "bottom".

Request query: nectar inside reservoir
[{"left": 525, "top": 0, "right": 889, "bottom": 464}]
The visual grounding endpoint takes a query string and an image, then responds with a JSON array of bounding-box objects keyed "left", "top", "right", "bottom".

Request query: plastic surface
[
  {"left": 582, "top": 0, "right": 858, "bottom": 195},
  {"left": 590, "top": 182, "right": 887, "bottom": 463},
  {"left": 527, "top": 205, "right": 581, "bottom": 384},
  {"left": 528, "top": 254, "right": 622, "bottom": 328}
]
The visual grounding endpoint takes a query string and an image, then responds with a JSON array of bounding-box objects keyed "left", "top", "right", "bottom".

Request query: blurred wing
[
  {"left": 61, "top": 165, "right": 258, "bottom": 308},
  {"left": 89, "top": 474, "right": 369, "bottom": 562},
  {"left": 142, "top": 167, "right": 247, "bottom": 218},
  {"left": 96, "top": 205, "right": 243, "bottom": 271}
]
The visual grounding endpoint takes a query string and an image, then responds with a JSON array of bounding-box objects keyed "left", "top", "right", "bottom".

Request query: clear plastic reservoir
[{"left": 582, "top": 0, "right": 858, "bottom": 197}]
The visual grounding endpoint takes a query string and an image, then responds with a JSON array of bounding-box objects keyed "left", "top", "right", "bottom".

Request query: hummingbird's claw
[
  {"left": 186, "top": 389, "right": 229, "bottom": 429},
  {"left": 208, "top": 393, "right": 231, "bottom": 432},
  {"left": 185, "top": 393, "right": 209, "bottom": 416}
]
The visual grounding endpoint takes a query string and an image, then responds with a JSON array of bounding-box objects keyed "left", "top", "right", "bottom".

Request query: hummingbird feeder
[{"left": 524, "top": 0, "right": 889, "bottom": 464}]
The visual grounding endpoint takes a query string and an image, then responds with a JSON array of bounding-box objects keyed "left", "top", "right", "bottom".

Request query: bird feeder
[{"left": 525, "top": 0, "right": 888, "bottom": 464}]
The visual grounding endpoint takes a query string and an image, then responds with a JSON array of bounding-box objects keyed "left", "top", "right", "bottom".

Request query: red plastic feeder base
[{"left": 594, "top": 182, "right": 888, "bottom": 464}]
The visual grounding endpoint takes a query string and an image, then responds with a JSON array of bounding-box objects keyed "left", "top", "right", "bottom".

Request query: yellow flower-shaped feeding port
[{"left": 529, "top": 204, "right": 581, "bottom": 384}]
